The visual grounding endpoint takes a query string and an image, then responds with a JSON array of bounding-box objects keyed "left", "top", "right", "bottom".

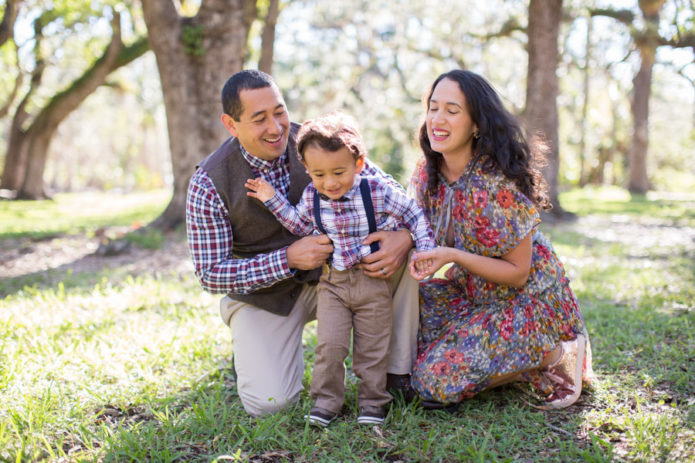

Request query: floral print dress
[{"left": 410, "top": 157, "right": 592, "bottom": 404}]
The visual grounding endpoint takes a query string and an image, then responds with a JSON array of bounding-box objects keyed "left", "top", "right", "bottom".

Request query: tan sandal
[{"left": 539, "top": 334, "right": 586, "bottom": 409}]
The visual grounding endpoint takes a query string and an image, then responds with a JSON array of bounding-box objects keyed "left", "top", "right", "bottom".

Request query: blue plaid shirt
[
  {"left": 186, "top": 144, "right": 407, "bottom": 293},
  {"left": 265, "top": 176, "right": 436, "bottom": 270}
]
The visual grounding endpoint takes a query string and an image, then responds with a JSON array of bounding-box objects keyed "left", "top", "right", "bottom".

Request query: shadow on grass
[
  {"left": 0, "top": 229, "right": 186, "bottom": 299},
  {"left": 1, "top": 256, "right": 142, "bottom": 299}
]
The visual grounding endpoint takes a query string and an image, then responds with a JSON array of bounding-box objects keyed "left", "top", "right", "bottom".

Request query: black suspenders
[
  {"left": 312, "top": 178, "right": 380, "bottom": 258},
  {"left": 359, "top": 178, "right": 381, "bottom": 254}
]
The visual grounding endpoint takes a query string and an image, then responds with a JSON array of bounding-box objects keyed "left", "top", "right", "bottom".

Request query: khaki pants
[
  {"left": 312, "top": 267, "right": 393, "bottom": 413},
  {"left": 219, "top": 260, "right": 418, "bottom": 417}
]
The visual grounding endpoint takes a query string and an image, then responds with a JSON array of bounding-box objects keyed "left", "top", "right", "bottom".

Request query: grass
[
  {"left": 0, "top": 189, "right": 170, "bottom": 240},
  {"left": 1, "top": 186, "right": 694, "bottom": 462}
]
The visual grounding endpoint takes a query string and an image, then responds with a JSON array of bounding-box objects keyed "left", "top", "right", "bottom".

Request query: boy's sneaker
[
  {"left": 305, "top": 407, "right": 338, "bottom": 427},
  {"left": 357, "top": 406, "right": 386, "bottom": 425}
]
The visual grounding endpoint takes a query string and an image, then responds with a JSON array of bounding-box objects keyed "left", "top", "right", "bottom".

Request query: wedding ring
[{"left": 381, "top": 268, "right": 387, "bottom": 276}]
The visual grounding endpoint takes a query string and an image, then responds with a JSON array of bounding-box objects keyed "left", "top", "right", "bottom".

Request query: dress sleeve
[{"left": 468, "top": 173, "right": 540, "bottom": 257}]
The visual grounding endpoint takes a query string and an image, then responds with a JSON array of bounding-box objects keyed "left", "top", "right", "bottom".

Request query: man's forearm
[{"left": 193, "top": 247, "right": 293, "bottom": 294}]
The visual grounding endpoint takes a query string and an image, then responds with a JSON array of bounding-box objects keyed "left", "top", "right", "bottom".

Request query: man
[{"left": 185, "top": 69, "right": 417, "bottom": 417}]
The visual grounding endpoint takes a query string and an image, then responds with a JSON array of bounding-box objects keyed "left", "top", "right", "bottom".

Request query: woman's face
[{"left": 426, "top": 78, "right": 478, "bottom": 158}]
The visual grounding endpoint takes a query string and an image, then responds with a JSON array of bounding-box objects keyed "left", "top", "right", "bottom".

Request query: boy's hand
[
  {"left": 409, "top": 248, "right": 448, "bottom": 281},
  {"left": 245, "top": 177, "right": 276, "bottom": 202},
  {"left": 414, "top": 257, "right": 433, "bottom": 275}
]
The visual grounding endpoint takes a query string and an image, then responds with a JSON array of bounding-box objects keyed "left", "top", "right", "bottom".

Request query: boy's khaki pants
[
  {"left": 219, "top": 260, "right": 418, "bottom": 417},
  {"left": 311, "top": 266, "right": 393, "bottom": 414}
]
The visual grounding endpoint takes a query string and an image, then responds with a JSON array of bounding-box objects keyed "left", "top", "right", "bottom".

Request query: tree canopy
[{"left": 0, "top": 0, "right": 693, "bottom": 219}]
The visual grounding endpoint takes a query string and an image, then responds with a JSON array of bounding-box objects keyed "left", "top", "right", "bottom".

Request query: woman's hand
[
  {"left": 410, "top": 234, "right": 533, "bottom": 287},
  {"left": 408, "top": 247, "right": 452, "bottom": 281}
]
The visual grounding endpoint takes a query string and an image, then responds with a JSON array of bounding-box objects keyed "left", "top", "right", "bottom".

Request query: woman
[{"left": 408, "top": 70, "right": 592, "bottom": 409}]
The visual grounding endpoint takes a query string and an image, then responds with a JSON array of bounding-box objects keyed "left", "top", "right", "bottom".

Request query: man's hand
[
  {"left": 360, "top": 229, "right": 413, "bottom": 279},
  {"left": 286, "top": 234, "right": 333, "bottom": 270}
]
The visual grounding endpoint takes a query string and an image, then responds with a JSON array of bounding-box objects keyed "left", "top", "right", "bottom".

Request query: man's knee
[{"left": 239, "top": 388, "right": 301, "bottom": 417}]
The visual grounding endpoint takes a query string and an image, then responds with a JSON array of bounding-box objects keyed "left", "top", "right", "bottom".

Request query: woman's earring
[{"left": 473, "top": 130, "right": 480, "bottom": 139}]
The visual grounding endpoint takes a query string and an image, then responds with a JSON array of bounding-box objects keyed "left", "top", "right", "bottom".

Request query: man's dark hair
[{"left": 221, "top": 70, "right": 276, "bottom": 121}]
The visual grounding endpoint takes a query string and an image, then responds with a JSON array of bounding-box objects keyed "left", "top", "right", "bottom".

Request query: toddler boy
[{"left": 246, "top": 112, "right": 435, "bottom": 426}]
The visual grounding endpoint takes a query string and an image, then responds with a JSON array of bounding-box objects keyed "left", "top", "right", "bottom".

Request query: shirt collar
[{"left": 240, "top": 144, "right": 287, "bottom": 172}]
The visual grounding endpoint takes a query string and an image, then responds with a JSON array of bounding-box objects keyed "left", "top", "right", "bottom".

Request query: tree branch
[
  {"left": 30, "top": 12, "right": 149, "bottom": 134},
  {"left": 0, "top": 0, "right": 21, "bottom": 46},
  {"left": 666, "top": 31, "right": 695, "bottom": 48},
  {"left": 589, "top": 8, "right": 635, "bottom": 25},
  {"left": 258, "top": 0, "right": 279, "bottom": 74},
  {"left": 0, "top": 45, "right": 23, "bottom": 118}
]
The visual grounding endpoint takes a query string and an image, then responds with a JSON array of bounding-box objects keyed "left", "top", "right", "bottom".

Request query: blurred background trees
[{"left": 1, "top": 0, "right": 693, "bottom": 227}]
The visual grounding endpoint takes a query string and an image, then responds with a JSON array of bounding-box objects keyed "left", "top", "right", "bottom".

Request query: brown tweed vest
[{"left": 198, "top": 122, "right": 321, "bottom": 315}]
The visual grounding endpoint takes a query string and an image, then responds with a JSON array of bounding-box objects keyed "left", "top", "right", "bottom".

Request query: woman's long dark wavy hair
[{"left": 419, "top": 70, "right": 551, "bottom": 210}]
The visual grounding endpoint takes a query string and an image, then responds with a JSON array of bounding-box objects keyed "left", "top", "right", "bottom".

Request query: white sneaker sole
[
  {"left": 357, "top": 416, "right": 384, "bottom": 425},
  {"left": 305, "top": 414, "right": 335, "bottom": 427}
]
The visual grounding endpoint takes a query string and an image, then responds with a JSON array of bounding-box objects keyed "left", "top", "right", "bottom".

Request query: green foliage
[
  {"left": 182, "top": 24, "right": 205, "bottom": 56},
  {"left": 1, "top": 188, "right": 694, "bottom": 461},
  {"left": 558, "top": 186, "right": 695, "bottom": 226}
]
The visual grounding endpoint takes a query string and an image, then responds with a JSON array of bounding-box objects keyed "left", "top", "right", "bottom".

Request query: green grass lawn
[{"left": 1, "top": 187, "right": 693, "bottom": 462}]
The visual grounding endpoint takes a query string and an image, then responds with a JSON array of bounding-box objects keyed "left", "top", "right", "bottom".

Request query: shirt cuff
[
  {"left": 265, "top": 192, "right": 285, "bottom": 212},
  {"left": 278, "top": 246, "right": 295, "bottom": 275}
]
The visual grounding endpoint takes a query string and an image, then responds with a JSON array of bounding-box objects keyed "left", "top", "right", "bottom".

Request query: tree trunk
[
  {"left": 627, "top": 52, "right": 653, "bottom": 194},
  {"left": 1, "top": 97, "right": 31, "bottom": 191},
  {"left": 1, "top": 18, "right": 44, "bottom": 191},
  {"left": 258, "top": 0, "right": 279, "bottom": 75},
  {"left": 525, "top": 0, "right": 568, "bottom": 217},
  {"left": 17, "top": 127, "right": 57, "bottom": 199},
  {"left": 142, "top": 0, "right": 257, "bottom": 229},
  {"left": 627, "top": 0, "right": 663, "bottom": 194},
  {"left": 15, "top": 14, "right": 149, "bottom": 199},
  {"left": 578, "top": 14, "right": 592, "bottom": 187}
]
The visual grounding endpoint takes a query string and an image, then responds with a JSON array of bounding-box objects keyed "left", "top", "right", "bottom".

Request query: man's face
[{"left": 222, "top": 85, "right": 290, "bottom": 161}]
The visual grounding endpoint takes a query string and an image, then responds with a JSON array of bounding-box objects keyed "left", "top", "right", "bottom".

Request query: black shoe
[
  {"left": 420, "top": 398, "right": 460, "bottom": 413},
  {"left": 357, "top": 406, "right": 386, "bottom": 425},
  {"left": 386, "top": 373, "right": 416, "bottom": 403}
]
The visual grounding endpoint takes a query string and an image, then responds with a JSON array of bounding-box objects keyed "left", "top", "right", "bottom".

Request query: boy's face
[{"left": 303, "top": 145, "right": 364, "bottom": 200}]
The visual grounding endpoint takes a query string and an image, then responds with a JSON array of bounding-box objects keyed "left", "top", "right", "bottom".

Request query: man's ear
[
  {"left": 221, "top": 114, "right": 238, "bottom": 137},
  {"left": 355, "top": 156, "right": 365, "bottom": 173}
]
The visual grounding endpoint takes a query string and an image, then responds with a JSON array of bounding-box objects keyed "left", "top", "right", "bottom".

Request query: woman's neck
[{"left": 440, "top": 149, "right": 473, "bottom": 183}]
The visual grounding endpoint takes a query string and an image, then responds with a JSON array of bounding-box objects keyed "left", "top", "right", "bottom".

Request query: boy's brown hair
[{"left": 296, "top": 111, "right": 367, "bottom": 162}]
